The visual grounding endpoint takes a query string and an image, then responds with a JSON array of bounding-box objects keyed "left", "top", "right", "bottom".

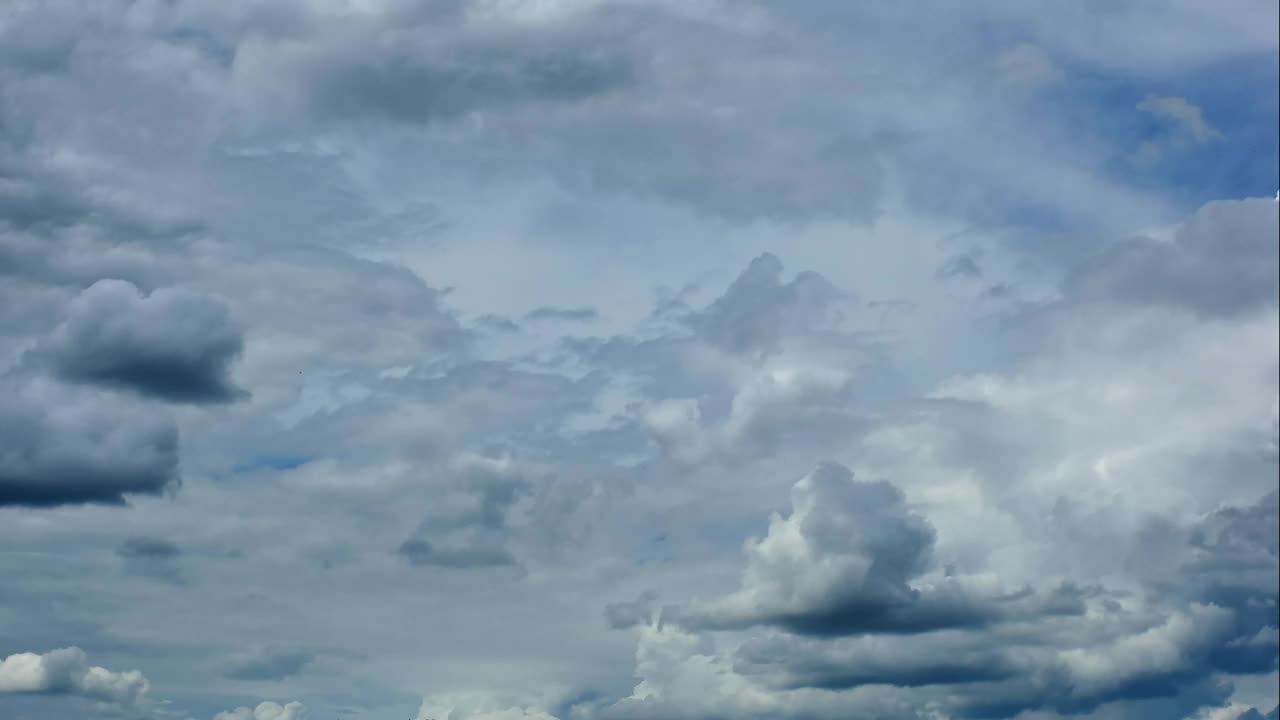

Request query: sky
[{"left": 0, "top": 1, "right": 1277, "bottom": 719}]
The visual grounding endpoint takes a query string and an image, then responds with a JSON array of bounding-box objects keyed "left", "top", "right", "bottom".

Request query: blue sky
[{"left": 0, "top": 2, "right": 1277, "bottom": 720}]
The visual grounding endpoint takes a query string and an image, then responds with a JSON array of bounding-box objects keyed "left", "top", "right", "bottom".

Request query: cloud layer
[{"left": 0, "top": 1, "right": 1276, "bottom": 719}]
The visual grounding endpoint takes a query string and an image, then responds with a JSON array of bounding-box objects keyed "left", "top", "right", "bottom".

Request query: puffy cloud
[
  {"left": 1065, "top": 197, "right": 1279, "bottom": 318},
  {"left": 214, "top": 701, "right": 308, "bottom": 720},
  {"left": 0, "top": 647, "right": 150, "bottom": 708},
  {"left": 28, "top": 278, "right": 247, "bottom": 403},
  {"left": 417, "top": 693, "right": 559, "bottom": 720},
  {"left": 690, "top": 463, "right": 1000, "bottom": 637},
  {"left": 0, "top": 378, "right": 179, "bottom": 507},
  {"left": 687, "top": 253, "right": 847, "bottom": 355}
]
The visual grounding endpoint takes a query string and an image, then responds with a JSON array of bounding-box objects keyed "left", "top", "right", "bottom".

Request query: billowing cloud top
[
  {"left": 28, "top": 278, "right": 247, "bottom": 403},
  {"left": 0, "top": 1, "right": 1276, "bottom": 720}
]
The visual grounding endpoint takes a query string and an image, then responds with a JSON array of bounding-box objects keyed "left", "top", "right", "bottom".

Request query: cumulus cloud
[
  {"left": 417, "top": 693, "right": 559, "bottom": 720},
  {"left": 0, "top": 378, "right": 179, "bottom": 507},
  {"left": 1065, "top": 197, "right": 1279, "bottom": 317},
  {"left": 213, "top": 701, "right": 307, "bottom": 720},
  {"left": 0, "top": 647, "right": 150, "bottom": 709},
  {"left": 686, "top": 253, "right": 847, "bottom": 355},
  {"left": 28, "top": 278, "right": 247, "bottom": 403},
  {"left": 0, "top": 2, "right": 1276, "bottom": 719},
  {"left": 690, "top": 463, "right": 1002, "bottom": 636}
]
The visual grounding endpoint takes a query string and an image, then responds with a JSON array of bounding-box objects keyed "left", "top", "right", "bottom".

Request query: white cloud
[
  {"left": 0, "top": 647, "right": 150, "bottom": 708},
  {"left": 213, "top": 701, "right": 308, "bottom": 720}
]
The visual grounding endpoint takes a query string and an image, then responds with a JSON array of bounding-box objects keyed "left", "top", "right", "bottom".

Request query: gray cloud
[
  {"left": 233, "top": 9, "right": 635, "bottom": 127},
  {"left": 0, "top": 379, "right": 179, "bottom": 507},
  {"left": 28, "top": 279, "right": 247, "bottom": 403},
  {"left": 117, "top": 537, "right": 181, "bottom": 560},
  {"left": 223, "top": 647, "right": 316, "bottom": 682},
  {"left": 395, "top": 453, "right": 537, "bottom": 570},
  {"left": 0, "top": 3, "right": 1276, "bottom": 719},
  {"left": 526, "top": 306, "right": 599, "bottom": 323},
  {"left": 936, "top": 251, "right": 984, "bottom": 280},
  {"left": 687, "top": 253, "right": 848, "bottom": 355},
  {"left": 604, "top": 592, "right": 659, "bottom": 630},
  {"left": 1066, "top": 198, "right": 1279, "bottom": 317}
]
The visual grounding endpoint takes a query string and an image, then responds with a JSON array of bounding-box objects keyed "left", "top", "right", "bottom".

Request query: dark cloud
[
  {"left": 526, "top": 306, "right": 599, "bottom": 323},
  {"left": 1066, "top": 198, "right": 1279, "bottom": 316},
  {"left": 28, "top": 279, "right": 247, "bottom": 403},
  {"left": 734, "top": 633, "right": 1017, "bottom": 691},
  {"left": 0, "top": 379, "right": 179, "bottom": 507},
  {"left": 116, "top": 537, "right": 181, "bottom": 560}
]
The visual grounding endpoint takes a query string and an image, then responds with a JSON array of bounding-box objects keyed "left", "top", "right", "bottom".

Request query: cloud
[
  {"left": 0, "top": 647, "right": 150, "bottom": 709},
  {"left": 396, "top": 453, "right": 536, "bottom": 569},
  {"left": 0, "top": 378, "right": 179, "bottom": 507},
  {"left": 213, "top": 701, "right": 308, "bottom": 720},
  {"left": 686, "top": 253, "right": 847, "bottom": 355},
  {"left": 526, "top": 306, "right": 598, "bottom": 323},
  {"left": 417, "top": 693, "right": 559, "bottom": 720},
  {"left": 28, "top": 279, "right": 247, "bottom": 403},
  {"left": 1138, "top": 94, "right": 1222, "bottom": 143},
  {"left": 1065, "top": 197, "right": 1279, "bottom": 317},
  {"left": 231, "top": 3, "right": 635, "bottom": 126},
  {"left": 117, "top": 537, "right": 181, "bottom": 560},
  {"left": 223, "top": 647, "right": 316, "bottom": 682},
  {"left": 688, "top": 463, "right": 1000, "bottom": 637},
  {"left": 604, "top": 591, "right": 659, "bottom": 630}
]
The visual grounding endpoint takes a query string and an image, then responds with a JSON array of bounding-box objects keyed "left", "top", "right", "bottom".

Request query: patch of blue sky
[{"left": 1043, "top": 53, "right": 1278, "bottom": 208}]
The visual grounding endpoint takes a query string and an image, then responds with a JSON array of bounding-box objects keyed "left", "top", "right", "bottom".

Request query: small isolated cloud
[
  {"left": 936, "top": 250, "right": 984, "bottom": 280},
  {"left": 116, "top": 537, "right": 181, "bottom": 560},
  {"left": 525, "top": 305, "right": 599, "bottom": 323},
  {"left": 0, "top": 647, "right": 150, "bottom": 709},
  {"left": 0, "top": 378, "right": 179, "bottom": 507},
  {"left": 1138, "top": 94, "right": 1222, "bottom": 143},
  {"left": 28, "top": 279, "right": 247, "bottom": 403},
  {"left": 214, "top": 700, "right": 308, "bottom": 720}
]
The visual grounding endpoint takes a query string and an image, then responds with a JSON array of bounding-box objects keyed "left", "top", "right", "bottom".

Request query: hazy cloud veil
[{"left": 0, "top": 2, "right": 1276, "bottom": 720}]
